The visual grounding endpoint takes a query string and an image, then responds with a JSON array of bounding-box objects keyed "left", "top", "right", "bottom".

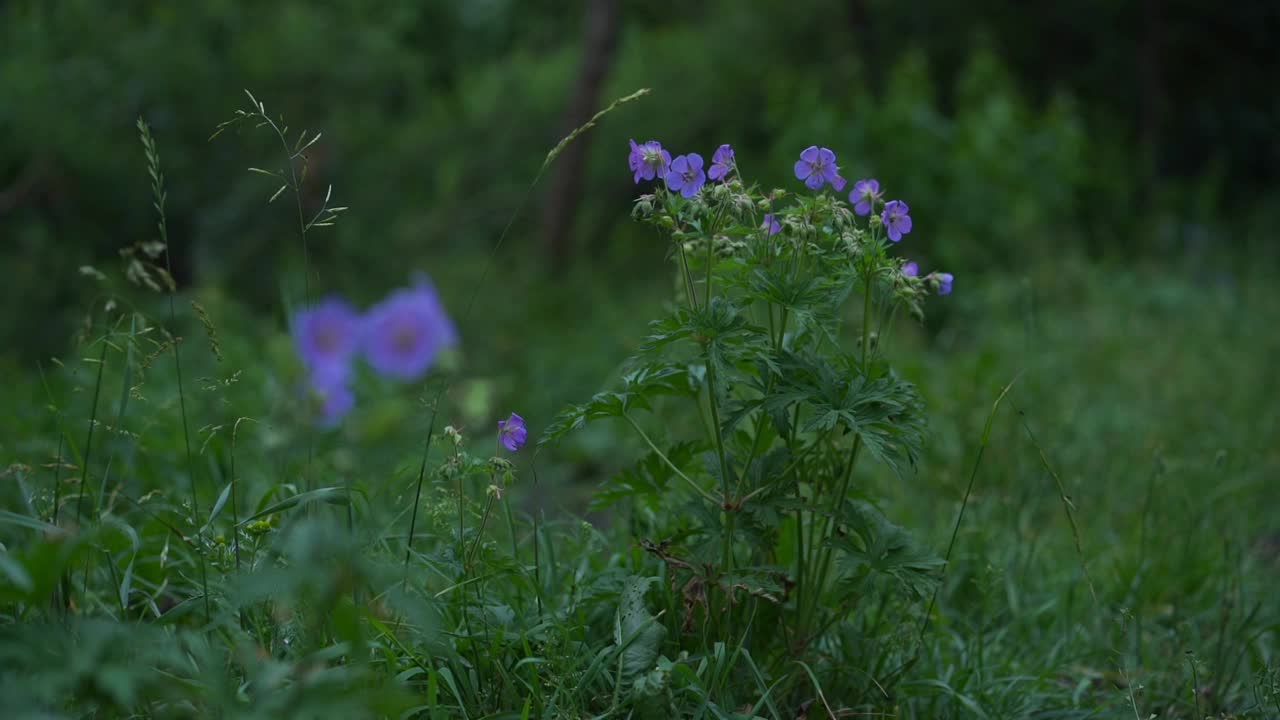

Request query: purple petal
[
  {"left": 854, "top": 200, "right": 871, "bottom": 216},
  {"left": 897, "top": 215, "right": 913, "bottom": 234},
  {"left": 818, "top": 147, "right": 836, "bottom": 165},
  {"left": 831, "top": 175, "right": 847, "bottom": 192},
  {"left": 937, "top": 273, "right": 954, "bottom": 296},
  {"left": 666, "top": 169, "right": 685, "bottom": 191},
  {"left": 800, "top": 146, "right": 820, "bottom": 164},
  {"left": 903, "top": 261, "right": 918, "bottom": 277},
  {"left": 671, "top": 155, "right": 689, "bottom": 173},
  {"left": 887, "top": 226, "right": 902, "bottom": 242},
  {"left": 685, "top": 153, "right": 704, "bottom": 171},
  {"left": 804, "top": 173, "right": 825, "bottom": 190},
  {"left": 793, "top": 160, "right": 813, "bottom": 180}
]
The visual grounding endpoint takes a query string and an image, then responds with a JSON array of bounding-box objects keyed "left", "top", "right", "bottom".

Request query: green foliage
[
  {"left": 1, "top": 73, "right": 1278, "bottom": 719},
  {"left": 540, "top": 155, "right": 945, "bottom": 711}
]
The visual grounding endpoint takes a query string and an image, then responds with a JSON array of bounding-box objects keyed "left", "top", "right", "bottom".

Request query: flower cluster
[
  {"left": 292, "top": 274, "right": 457, "bottom": 426},
  {"left": 628, "top": 139, "right": 739, "bottom": 200},
  {"left": 627, "top": 140, "right": 953, "bottom": 296}
]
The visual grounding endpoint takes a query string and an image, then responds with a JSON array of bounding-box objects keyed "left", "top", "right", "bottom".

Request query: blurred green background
[
  {"left": 4, "top": 4, "right": 1280, "bottom": 713},
  {"left": 2, "top": 0, "right": 1278, "bottom": 460},
  {"left": 5, "top": 0, "right": 1277, "bottom": 350}
]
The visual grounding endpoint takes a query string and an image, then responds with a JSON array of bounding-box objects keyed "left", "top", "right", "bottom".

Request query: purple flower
[
  {"left": 882, "top": 200, "right": 913, "bottom": 242},
  {"left": 363, "top": 277, "right": 457, "bottom": 381},
  {"left": 902, "top": 261, "right": 919, "bottom": 277},
  {"left": 850, "top": 179, "right": 882, "bottom": 216},
  {"left": 793, "top": 146, "right": 845, "bottom": 191},
  {"left": 708, "top": 144, "right": 734, "bottom": 182},
  {"left": 665, "top": 153, "right": 706, "bottom": 198},
  {"left": 628, "top": 139, "right": 671, "bottom": 184},
  {"left": 293, "top": 297, "right": 362, "bottom": 377},
  {"left": 497, "top": 412, "right": 527, "bottom": 452},
  {"left": 936, "top": 272, "right": 954, "bottom": 296},
  {"left": 762, "top": 213, "right": 781, "bottom": 236},
  {"left": 309, "top": 368, "right": 354, "bottom": 428}
]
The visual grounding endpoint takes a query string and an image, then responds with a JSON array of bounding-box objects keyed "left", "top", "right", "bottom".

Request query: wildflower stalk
[
  {"left": 802, "top": 252, "right": 874, "bottom": 635},
  {"left": 402, "top": 403, "right": 438, "bottom": 591},
  {"left": 698, "top": 197, "right": 737, "bottom": 602},
  {"left": 138, "top": 118, "right": 210, "bottom": 622},
  {"left": 622, "top": 414, "right": 720, "bottom": 506}
]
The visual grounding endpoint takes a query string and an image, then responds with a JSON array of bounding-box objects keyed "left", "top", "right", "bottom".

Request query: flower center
[
  {"left": 392, "top": 324, "right": 418, "bottom": 353},
  {"left": 314, "top": 326, "right": 339, "bottom": 353}
]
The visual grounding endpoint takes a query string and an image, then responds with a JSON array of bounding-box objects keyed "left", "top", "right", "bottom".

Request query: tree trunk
[{"left": 539, "top": 0, "right": 621, "bottom": 273}]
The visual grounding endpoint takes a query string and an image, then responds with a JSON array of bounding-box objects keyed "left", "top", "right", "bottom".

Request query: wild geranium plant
[{"left": 545, "top": 139, "right": 953, "bottom": 707}]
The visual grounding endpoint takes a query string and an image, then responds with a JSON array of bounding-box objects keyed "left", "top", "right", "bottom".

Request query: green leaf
[
  {"left": 540, "top": 362, "right": 695, "bottom": 445},
  {"left": 236, "top": 487, "right": 351, "bottom": 526},
  {"left": 201, "top": 481, "right": 235, "bottom": 534},
  {"left": 829, "top": 500, "right": 942, "bottom": 600},
  {"left": 0, "top": 510, "right": 66, "bottom": 535},
  {"left": 614, "top": 576, "right": 666, "bottom": 692}
]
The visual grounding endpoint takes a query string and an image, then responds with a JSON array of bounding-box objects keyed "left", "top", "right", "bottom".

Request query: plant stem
[
  {"left": 73, "top": 333, "right": 109, "bottom": 608},
  {"left": 622, "top": 414, "right": 720, "bottom": 506},
  {"left": 402, "top": 402, "right": 438, "bottom": 590},
  {"left": 138, "top": 118, "right": 210, "bottom": 622}
]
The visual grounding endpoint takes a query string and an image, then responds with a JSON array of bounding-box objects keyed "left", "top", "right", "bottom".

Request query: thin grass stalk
[
  {"left": 137, "top": 117, "right": 210, "bottom": 622},
  {"left": 71, "top": 334, "right": 110, "bottom": 608},
  {"left": 1016, "top": 408, "right": 1099, "bottom": 606},
  {"left": 401, "top": 401, "right": 438, "bottom": 591},
  {"left": 917, "top": 371, "right": 1022, "bottom": 646}
]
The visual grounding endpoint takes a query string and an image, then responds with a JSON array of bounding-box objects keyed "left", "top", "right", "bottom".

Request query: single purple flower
[
  {"left": 793, "top": 146, "right": 842, "bottom": 191},
  {"left": 665, "top": 153, "right": 706, "bottom": 198},
  {"left": 850, "top": 179, "right": 882, "bottom": 216},
  {"left": 309, "top": 368, "right": 354, "bottom": 428},
  {"left": 882, "top": 200, "right": 913, "bottom": 242},
  {"left": 762, "top": 213, "right": 781, "bottom": 236},
  {"left": 293, "top": 297, "right": 362, "bottom": 377},
  {"left": 363, "top": 277, "right": 457, "bottom": 381},
  {"left": 628, "top": 139, "right": 672, "bottom": 184},
  {"left": 708, "top": 144, "right": 734, "bottom": 182},
  {"left": 936, "top": 272, "right": 954, "bottom": 296},
  {"left": 498, "top": 412, "right": 528, "bottom": 452},
  {"left": 902, "top": 261, "right": 919, "bottom": 277}
]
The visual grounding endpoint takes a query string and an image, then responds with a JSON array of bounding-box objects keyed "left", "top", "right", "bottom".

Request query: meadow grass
[{"left": 0, "top": 106, "right": 1276, "bottom": 719}]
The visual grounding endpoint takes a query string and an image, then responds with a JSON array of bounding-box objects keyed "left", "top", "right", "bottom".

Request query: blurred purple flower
[
  {"left": 309, "top": 368, "right": 354, "bottom": 428},
  {"left": 882, "top": 200, "right": 913, "bottom": 242},
  {"left": 762, "top": 213, "right": 781, "bottom": 236},
  {"left": 936, "top": 272, "right": 954, "bottom": 296},
  {"left": 708, "top": 144, "right": 734, "bottom": 181},
  {"left": 665, "top": 153, "right": 706, "bottom": 198},
  {"left": 850, "top": 179, "right": 882, "bottom": 216},
  {"left": 498, "top": 412, "right": 528, "bottom": 452},
  {"left": 363, "top": 277, "right": 457, "bottom": 381},
  {"left": 628, "top": 139, "right": 671, "bottom": 184},
  {"left": 793, "top": 146, "right": 844, "bottom": 191},
  {"left": 293, "top": 297, "right": 362, "bottom": 377},
  {"left": 902, "top": 261, "right": 919, "bottom": 277}
]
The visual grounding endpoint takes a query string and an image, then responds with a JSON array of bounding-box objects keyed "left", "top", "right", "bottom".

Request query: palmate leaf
[
  {"left": 591, "top": 440, "right": 703, "bottom": 511},
  {"left": 639, "top": 298, "right": 771, "bottom": 371},
  {"left": 829, "top": 499, "right": 942, "bottom": 600},
  {"left": 540, "top": 362, "right": 695, "bottom": 445},
  {"left": 778, "top": 352, "right": 927, "bottom": 472}
]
